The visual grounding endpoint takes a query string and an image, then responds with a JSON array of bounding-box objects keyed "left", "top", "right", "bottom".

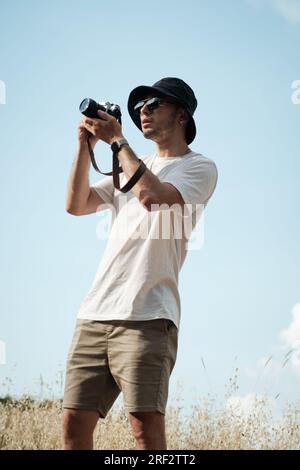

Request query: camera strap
[{"left": 87, "top": 137, "right": 147, "bottom": 193}]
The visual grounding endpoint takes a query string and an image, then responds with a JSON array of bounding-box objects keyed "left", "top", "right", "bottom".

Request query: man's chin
[{"left": 143, "top": 129, "right": 157, "bottom": 140}]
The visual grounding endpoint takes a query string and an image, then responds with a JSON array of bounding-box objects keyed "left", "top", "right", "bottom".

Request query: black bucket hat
[{"left": 127, "top": 77, "right": 197, "bottom": 144}]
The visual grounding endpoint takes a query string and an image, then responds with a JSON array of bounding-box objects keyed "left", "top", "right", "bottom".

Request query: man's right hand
[{"left": 78, "top": 120, "right": 98, "bottom": 149}]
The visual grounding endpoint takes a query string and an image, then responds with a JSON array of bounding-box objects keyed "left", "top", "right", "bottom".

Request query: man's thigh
[
  {"left": 107, "top": 319, "right": 178, "bottom": 415},
  {"left": 63, "top": 319, "right": 121, "bottom": 418}
]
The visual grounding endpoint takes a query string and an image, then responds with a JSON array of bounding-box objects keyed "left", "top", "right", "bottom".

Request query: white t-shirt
[{"left": 76, "top": 150, "right": 218, "bottom": 330}]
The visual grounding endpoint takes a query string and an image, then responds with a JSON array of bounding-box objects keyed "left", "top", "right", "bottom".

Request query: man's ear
[{"left": 178, "top": 107, "right": 189, "bottom": 126}]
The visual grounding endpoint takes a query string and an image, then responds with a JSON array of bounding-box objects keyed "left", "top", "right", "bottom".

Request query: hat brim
[{"left": 127, "top": 85, "right": 196, "bottom": 145}]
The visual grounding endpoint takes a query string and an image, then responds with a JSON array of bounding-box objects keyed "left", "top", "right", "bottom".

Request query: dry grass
[
  {"left": 1, "top": 393, "right": 300, "bottom": 450},
  {"left": 1, "top": 364, "right": 300, "bottom": 450}
]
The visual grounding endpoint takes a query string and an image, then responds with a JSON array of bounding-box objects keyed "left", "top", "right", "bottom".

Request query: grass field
[{"left": 1, "top": 393, "right": 300, "bottom": 450}]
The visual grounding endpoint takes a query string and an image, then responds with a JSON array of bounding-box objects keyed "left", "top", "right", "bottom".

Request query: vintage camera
[{"left": 79, "top": 98, "right": 122, "bottom": 123}]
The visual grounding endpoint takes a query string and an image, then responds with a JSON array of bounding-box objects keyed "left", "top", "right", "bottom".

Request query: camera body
[{"left": 79, "top": 98, "right": 122, "bottom": 123}]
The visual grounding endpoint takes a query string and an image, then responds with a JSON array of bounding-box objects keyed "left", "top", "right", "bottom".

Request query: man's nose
[{"left": 140, "top": 102, "right": 151, "bottom": 116}]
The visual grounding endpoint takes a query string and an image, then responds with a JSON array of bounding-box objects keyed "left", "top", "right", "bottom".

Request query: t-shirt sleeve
[
  {"left": 163, "top": 157, "right": 218, "bottom": 213},
  {"left": 91, "top": 175, "right": 115, "bottom": 207}
]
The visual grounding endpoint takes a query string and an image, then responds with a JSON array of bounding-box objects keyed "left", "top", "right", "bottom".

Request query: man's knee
[
  {"left": 129, "top": 411, "right": 165, "bottom": 440},
  {"left": 62, "top": 409, "right": 79, "bottom": 439},
  {"left": 62, "top": 408, "right": 99, "bottom": 441}
]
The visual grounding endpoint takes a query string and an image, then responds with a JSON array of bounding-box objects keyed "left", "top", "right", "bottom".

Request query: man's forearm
[
  {"left": 65, "top": 142, "right": 91, "bottom": 214},
  {"left": 117, "top": 144, "right": 164, "bottom": 208},
  {"left": 80, "top": 111, "right": 166, "bottom": 210}
]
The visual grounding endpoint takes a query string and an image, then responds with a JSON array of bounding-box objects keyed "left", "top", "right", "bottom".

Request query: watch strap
[{"left": 110, "top": 138, "right": 129, "bottom": 154}]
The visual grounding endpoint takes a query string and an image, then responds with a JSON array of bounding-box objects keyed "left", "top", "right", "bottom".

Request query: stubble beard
[
  {"left": 142, "top": 110, "right": 178, "bottom": 141},
  {"left": 143, "top": 128, "right": 159, "bottom": 140}
]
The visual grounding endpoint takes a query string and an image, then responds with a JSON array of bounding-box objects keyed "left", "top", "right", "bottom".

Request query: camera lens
[
  {"left": 79, "top": 98, "right": 90, "bottom": 113},
  {"left": 79, "top": 98, "right": 100, "bottom": 118}
]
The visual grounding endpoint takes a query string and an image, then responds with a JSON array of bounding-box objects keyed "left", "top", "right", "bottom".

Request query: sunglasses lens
[
  {"left": 147, "top": 98, "right": 160, "bottom": 112},
  {"left": 134, "top": 97, "right": 160, "bottom": 115},
  {"left": 134, "top": 101, "right": 144, "bottom": 115}
]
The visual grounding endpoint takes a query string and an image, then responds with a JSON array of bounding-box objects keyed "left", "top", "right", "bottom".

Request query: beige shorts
[{"left": 63, "top": 318, "right": 178, "bottom": 418}]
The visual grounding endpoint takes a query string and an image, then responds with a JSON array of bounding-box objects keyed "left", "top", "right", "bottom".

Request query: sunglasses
[{"left": 133, "top": 97, "right": 177, "bottom": 116}]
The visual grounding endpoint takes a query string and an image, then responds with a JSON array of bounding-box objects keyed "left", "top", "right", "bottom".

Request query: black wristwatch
[
  {"left": 110, "top": 138, "right": 129, "bottom": 155},
  {"left": 109, "top": 137, "right": 147, "bottom": 193}
]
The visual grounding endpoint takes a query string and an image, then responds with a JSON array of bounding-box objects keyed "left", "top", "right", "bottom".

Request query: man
[{"left": 62, "top": 77, "right": 218, "bottom": 450}]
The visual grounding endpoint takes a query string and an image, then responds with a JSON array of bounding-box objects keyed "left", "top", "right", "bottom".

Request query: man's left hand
[{"left": 82, "top": 109, "right": 124, "bottom": 145}]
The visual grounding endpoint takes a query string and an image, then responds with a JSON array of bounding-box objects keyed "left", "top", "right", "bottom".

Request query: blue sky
[{"left": 0, "top": 0, "right": 300, "bottom": 413}]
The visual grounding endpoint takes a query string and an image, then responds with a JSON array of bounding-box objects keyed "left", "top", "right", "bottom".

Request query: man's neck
[{"left": 154, "top": 140, "right": 191, "bottom": 158}]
